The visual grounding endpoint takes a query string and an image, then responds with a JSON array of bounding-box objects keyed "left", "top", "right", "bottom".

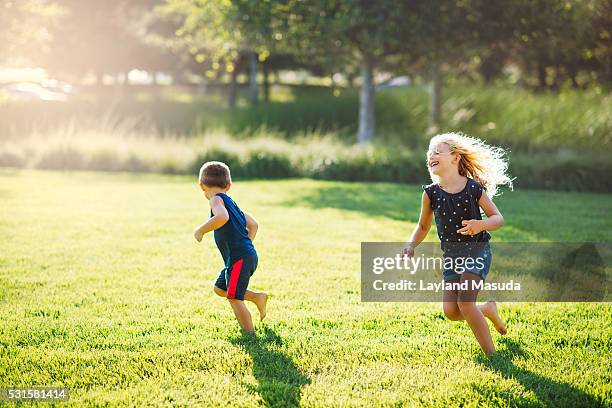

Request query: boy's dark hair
[{"left": 199, "top": 161, "right": 231, "bottom": 188}]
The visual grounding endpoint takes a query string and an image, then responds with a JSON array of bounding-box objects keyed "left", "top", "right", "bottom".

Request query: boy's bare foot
[
  {"left": 255, "top": 293, "right": 268, "bottom": 321},
  {"left": 483, "top": 300, "right": 507, "bottom": 335}
]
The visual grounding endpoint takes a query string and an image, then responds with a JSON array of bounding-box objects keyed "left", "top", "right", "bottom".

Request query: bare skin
[
  {"left": 214, "top": 286, "right": 268, "bottom": 321},
  {"left": 229, "top": 299, "right": 254, "bottom": 333},
  {"left": 443, "top": 275, "right": 507, "bottom": 336},
  {"left": 195, "top": 181, "right": 268, "bottom": 333},
  {"left": 403, "top": 141, "right": 507, "bottom": 356}
]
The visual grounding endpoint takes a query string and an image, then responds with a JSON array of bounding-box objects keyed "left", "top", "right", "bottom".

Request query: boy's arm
[
  {"left": 244, "top": 212, "right": 258, "bottom": 241},
  {"left": 404, "top": 191, "right": 433, "bottom": 255},
  {"left": 194, "top": 196, "right": 229, "bottom": 242}
]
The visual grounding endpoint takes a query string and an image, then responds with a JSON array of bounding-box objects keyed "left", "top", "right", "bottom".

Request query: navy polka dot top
[{"left": 422, "top": 177, "right": 491, "bottom": 251}]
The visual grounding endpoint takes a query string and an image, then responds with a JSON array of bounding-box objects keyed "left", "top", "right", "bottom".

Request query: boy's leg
[
  {"left": 213, "top": 268, "right": 228, "bottom": 297},
  {"left": 457, "top": 272, "right": 496, "bottom": 356},
  {"left": 228, "top": 299, "right": 255, "bottom": 333},
  {"left": 213, "top": 286, "right": 267, "bottom": 320},
  {"left": 226, "top": 255, "right": 267, "bottom": 327},
  {"left": 244, "top": 290, "right": 268, "bottom": 320}
]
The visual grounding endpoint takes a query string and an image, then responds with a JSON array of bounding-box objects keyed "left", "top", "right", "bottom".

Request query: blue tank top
[
  {"left": 211, "top": 193, "right": 256, "bottom": 267},
  {"left": 422, "top": 178, "right": 491, "bottom": 256}
]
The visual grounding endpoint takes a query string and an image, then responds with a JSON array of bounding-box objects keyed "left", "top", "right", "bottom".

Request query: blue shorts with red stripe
[{"left": 214, "top": 252, "right": 258, "bottom": 300}]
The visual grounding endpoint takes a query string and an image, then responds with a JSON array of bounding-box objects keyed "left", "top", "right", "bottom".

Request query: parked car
[{"left": 1, "top": 81, "right": 73, "bottom": 101}]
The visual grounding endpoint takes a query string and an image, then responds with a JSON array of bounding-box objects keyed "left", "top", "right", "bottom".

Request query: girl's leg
[
  {"left": 213, "top": 286, "right": 268, "bottom": 320},
  {"left": 456, "top": 272, "right": 496, "bottom": 356},
  {"left": 479, "top": 300, "right": 507, "bottom": 335},
  {"left": 442, "top": 280, "right": 463, "bottom": 320},
  {"left": 442, "top": 281, "right": 507, "bottom": 334}
]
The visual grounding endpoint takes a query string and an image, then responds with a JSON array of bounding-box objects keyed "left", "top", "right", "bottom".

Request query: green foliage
[
  {"left": 1, "top": 83, "right": 608, "bottom": 153},
  {"left": 509, "top": 153, "right": 612, "bottom": 192},
  {"left": 224, "top": 83, "right": 611, "bottom": 152},
  {"left": 1, "top": 128, "right": 610, "bottom": 191},
  {"left": 37, "top": 146, "right": 86, "bottom": 170},
  {"left": 0, "top": 0, "right": 64, "bottom": 62},
  {"left": 224, "top": 92, "right": 359, "bottom": 136},
  {"left": 0, "top": 83, "right": 610, "bottom": 191},
  {"left": 241, "top": 149, "right": 297, "bottom": 179},
  {"left": 191, "top": 148, "right": 242, "bottom": 175},
  {"left": 89, "top": 149, "right": 123, "bottom": 172},
  {"left": 0, "top": 150, "right": 24, "bottom": 168}
]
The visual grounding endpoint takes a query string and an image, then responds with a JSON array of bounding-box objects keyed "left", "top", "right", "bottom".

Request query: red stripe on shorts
[{"left": 227, "top": 259, "right": 244, "bottom": 299}]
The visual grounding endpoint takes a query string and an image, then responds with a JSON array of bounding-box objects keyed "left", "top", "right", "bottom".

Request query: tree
[
  {"left": 497, "top": 0, "right": 599, "bottom": 90},
  {"left": 0, "top": 0, "right": 63, "bottom": 65},
  {"left": 591, "top": 0, "right": 612, "bottom": 83},
  {"left": 284, "top": 0, "right": 413, "bottom": 143},
  {"left": 35, "top": 0, "right": 171, "bottom": 83},
  {"left": 157, "top": 0, "right": 284, "bottom": 107}
]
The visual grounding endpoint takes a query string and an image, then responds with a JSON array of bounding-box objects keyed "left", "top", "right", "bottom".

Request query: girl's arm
[
  {"left": 404, "top": 191, "right": 433, "bottom": 256},
  {"left": 194, "top": 195, "right": 229, "bottom": 242},
  {"left": 457, "top": 191, "right": 504, "bottom": 236}
]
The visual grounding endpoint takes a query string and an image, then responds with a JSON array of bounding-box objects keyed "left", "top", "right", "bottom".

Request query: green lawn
[{"left": 0, "top": 170, "right": 610, "bottom": 407}]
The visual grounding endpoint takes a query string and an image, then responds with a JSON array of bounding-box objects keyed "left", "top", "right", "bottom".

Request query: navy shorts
[
  {"left": 214, "top": 252, "right": 258, "bottom": 300},
  {"left": 443, "top": 243, "right": 492, "bottom": 282}
]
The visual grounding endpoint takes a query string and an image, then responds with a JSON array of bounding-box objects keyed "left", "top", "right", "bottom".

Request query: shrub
[
  {"left": 0, "top": 151, "right": 25, "bottom": 168},
  {"left": 189, "top": 149, "right": 243, "bottom": 176},
  {"left": 509, "top": 153, "right": 612, "bottom": 192},
  {"left": 158, "top": 158, "right": 185, "bottom": 175},
  {"left": 37, "top": 147, "right": 86, "bottom": 170},
  {"left": 241, "top": 149, "right": 297, "bottom": 178},
  {"left": 122, "top": 155, "right": 150, "bottom": 173},
  {"left": 89, "top": 149, "right": 122, "bottom": 172},
  {"left": 2, "top": 131, "right": 609, "bottom": 192}
]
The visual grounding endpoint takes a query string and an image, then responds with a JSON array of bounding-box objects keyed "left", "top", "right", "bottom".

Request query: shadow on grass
[
  {"left": 282, "top": 182, "right": 421, "bottom": 222},
  {"left": 281, "top": 181, "right": 605, "bottom": 241},
  {"left": 473, "top": 338, "right": 604, "bottom": 407},
  {"left": 230, "top": 326, "right": 310, "bottom": 407}
]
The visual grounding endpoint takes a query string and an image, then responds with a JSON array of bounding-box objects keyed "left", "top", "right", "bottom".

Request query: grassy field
[{"left": 1, "top": 170, "right": 611, "bottom": 406}]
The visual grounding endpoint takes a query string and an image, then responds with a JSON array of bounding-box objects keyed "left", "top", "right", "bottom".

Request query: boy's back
[{"left": 212, "top": 192, "right": 256, "bottom": 267}]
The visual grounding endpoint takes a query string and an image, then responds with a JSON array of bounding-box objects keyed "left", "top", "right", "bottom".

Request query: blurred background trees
[{"left": 0, "top": 0, "right": 610, "bottom": 143}]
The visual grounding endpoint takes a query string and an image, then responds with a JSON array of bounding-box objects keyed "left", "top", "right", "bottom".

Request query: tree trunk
[
  {"left": 567, "top": 65, "right": 579, "bottom": 89},
  {"left": 357, "top": 54, "right": 375, "bottom": 144},
  {"left": 228, "top": 58, "right": 240, "bottom": 109},
  {"left": 263, "top": 62, "right": 270, "bottom": 103},
  {"left": 430, "top": 63, "right": 442, "bottom": 131},
  {"left": 249, "top": 52, "right": 258, "bottom": 105},
  {"left": 537, "top": 61, "right": 547, "bottom": 89},
  {"left": 347, "top": 72, "right": 357, "bottom": 88},
  {"left": 551, "top": 66, "right": 561, "bottom": 91}
]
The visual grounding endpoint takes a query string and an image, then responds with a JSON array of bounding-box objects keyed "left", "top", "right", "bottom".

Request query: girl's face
[{"left": 427, "top": 142, "right": 458, "bottom": 175}]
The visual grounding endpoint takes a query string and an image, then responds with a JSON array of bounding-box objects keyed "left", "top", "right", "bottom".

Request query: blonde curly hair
[{"left": 428, "top": 132, "right": 514, "bottom": 198}]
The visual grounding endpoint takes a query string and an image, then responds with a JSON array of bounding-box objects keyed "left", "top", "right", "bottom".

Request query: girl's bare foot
[
  {"left": 255, "top": 293, "right": 268, "bottom": 321},
  {"left": 483, "top": 300, "right": 507, "bottom": 335}
]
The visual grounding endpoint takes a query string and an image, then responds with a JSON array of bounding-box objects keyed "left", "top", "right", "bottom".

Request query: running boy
[{"left": 193, "top": 161, "right": 267, "bottom": 333}]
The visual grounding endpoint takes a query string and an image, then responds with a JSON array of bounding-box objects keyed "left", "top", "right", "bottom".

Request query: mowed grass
[{"left": 0, "top": 170, "right": 610, "bottom": 407}]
